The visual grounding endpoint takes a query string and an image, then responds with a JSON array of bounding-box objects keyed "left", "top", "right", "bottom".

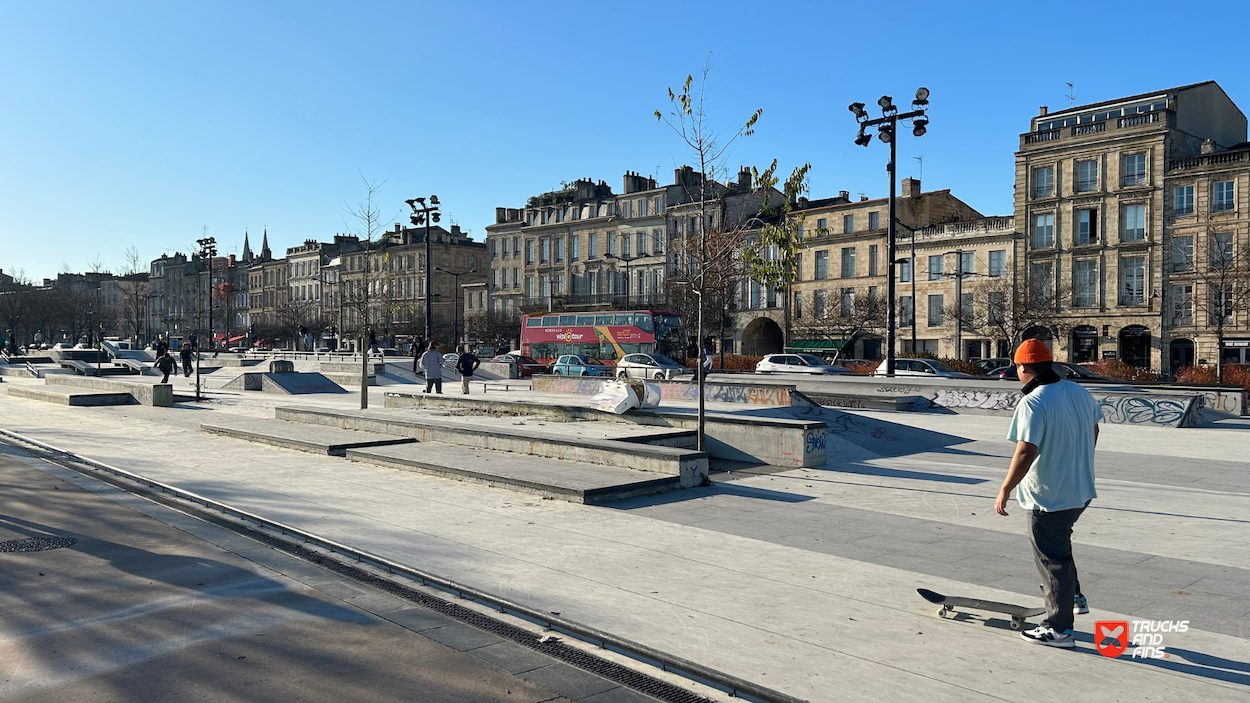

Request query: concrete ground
[{"left": 1, "top": 371, "right": 1247, "bottom": 702}]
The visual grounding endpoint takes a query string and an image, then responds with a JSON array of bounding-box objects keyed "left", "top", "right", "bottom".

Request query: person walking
[
  {"left": 455, "top": 345, "right": 480, "bottom": 394},
  {"left": 155, "top": 335, "right": 169, "bottom": 360},
  {"left": 996, "top": 339, "right": 1102, "bottom": 648},
  {"left": 368, "top": 327, "right": 379, "bottom": 354},
  {"left": 180, "top": 345, "right": 193, "bottom": 377},
  {"left": 155, "top": 352, "right": 175, "bottom": 384},
  {"left": 700, "top": 338, "right": 713, "bottom": 380},
  {"left": 420, "top": 341, "right": 443, "bottom": 394},
  {"left": 411, "top": 336, "right": 425, "bottom": 376}
]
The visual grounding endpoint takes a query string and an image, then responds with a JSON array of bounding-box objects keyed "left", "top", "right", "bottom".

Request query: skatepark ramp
[
  {"left": 6, "top": 376, "right": 174, "bottom": 406},
  {"left": 221, "top": 371, "right": 347, "bottom": 394}
]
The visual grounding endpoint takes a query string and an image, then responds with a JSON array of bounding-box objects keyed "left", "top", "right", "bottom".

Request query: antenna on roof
[
  {"left": 914, "top": 156, "right": 923, "bottom": 182},
  {"left": 1066, "top": 82, "right": 1075, "bottom": 106}
]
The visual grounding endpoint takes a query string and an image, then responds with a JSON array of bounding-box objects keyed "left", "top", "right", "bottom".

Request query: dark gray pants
[
  {"left": 1028, "top": 503, "right": 1086, "bottom": 633},
  {"left": 425, "top": 378, "right": 442, "bottom": 393}
]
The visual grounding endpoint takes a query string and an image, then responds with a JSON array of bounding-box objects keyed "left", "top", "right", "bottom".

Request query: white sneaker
[
  {"left": 1021, "top": 626, "right": 1074, "bottom": 648},
  {"left": 1074, "top": 594, "right": 1089, "bottom": 615}
]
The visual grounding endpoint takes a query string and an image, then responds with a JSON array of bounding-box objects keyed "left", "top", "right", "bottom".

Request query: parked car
[
  {"left": 228, "top": 346, "right": 251, "bottom": 353},
  {"left": 871, "top": 358, "right": 977, "bottom": 378},
  {"left": 550, "top": 354, "right": 611, "bottom": 376},
  {"left": 972, "top": 357, "right": 1011, "bottom": 371},
  {"left": 615, "top": 353, "right": 693, "bottom": 380},
  {"left": 756, "top": 353, "right": 853, "bottom": 375},
  {"left": 985, "top": 361, "right": 1118, "bottom": 383},
  {"left": 491, "top": 353, "right": 547, "bottom": 377}
]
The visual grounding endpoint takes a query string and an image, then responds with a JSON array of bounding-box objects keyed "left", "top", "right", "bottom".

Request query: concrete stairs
[{"left": 200, "top": 417, "right": 416, "bottom": 456}]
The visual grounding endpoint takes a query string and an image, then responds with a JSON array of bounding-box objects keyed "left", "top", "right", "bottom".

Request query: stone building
[
  {"left": 284, "top": 234, "right": 360, "bottom": 346},
  {"left": 1014, "top": 80, "right": 1248, "bottom": 371},
  {"left": 763, "top": 179, "right": 983, "bottom": 358}
]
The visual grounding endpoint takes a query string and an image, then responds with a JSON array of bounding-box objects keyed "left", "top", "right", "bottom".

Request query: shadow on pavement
[{"left": 1072, "top": 631, "right": 1250, "bottom": 686}]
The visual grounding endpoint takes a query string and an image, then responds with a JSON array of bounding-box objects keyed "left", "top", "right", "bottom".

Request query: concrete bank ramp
[
  {"left": 221, "top": 371, "right": 347, "bottom": 394},
  {"left": 201, "top": 417, "right": 415, "bottom": 455},
  {"left": 762, "top": 398, "right": 974, "bottom": 463}
]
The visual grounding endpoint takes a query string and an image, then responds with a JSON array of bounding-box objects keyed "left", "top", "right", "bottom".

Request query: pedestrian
[
  {"left": 155, "top": 335, "right": 169, "bottom": 360},
  {"left": 155, "top": 352, "right": 175, "bottom": 384},
  {"left": 180, "top": 345, "right": 193, "bottom": 377},
  {"left": 368, "top": 327, "right": 379, "bottom": 354},
  {"left": 420, "top": 341, "right": 443, "bottom": 394},
  {"left": 411, "top": 336, "right": 425, "bottom": 376},
  {"left": 700, "top": 338, "right": 713, "bottom": 380},
  {"left": 996, "top": 339, "right": 1102, "bottom": 649},
  {"left": 455, "top": 344, "right": 480, "bottom": 395}
]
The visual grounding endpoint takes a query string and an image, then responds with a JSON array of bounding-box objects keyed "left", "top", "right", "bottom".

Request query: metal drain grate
[
  {"left": 1, "top": 536, "right": 78, "bottom": 553},
  {"left": 6, "top": 438, "right": 740, "bottom": 703}
]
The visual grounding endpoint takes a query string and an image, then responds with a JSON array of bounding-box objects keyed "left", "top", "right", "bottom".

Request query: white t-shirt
[{"left": 1006, "top": 379, "right": 1103, "bottom": 512}]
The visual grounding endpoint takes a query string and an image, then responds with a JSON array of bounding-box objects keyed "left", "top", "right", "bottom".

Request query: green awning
[{"left": 784, "top": 339, "right": 846, "bottom": 352}]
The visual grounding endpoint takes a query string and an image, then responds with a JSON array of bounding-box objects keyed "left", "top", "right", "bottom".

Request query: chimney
[
  {"left": 450, "top": 224, "right": 462, "bottom": 238},
  {"left": 738, "top": 167, "right": 751, "bottom": 190},
  {"left": 394, "top": 223, "right": 401, "bottom": 233},
  {"left": 1039, "top": 105, "right": 1049, "bottom": 116},
  {"left": 901, "top": 177, "right": 921, "bottom": 198},
  {"left": 859, "top": 195, "right": 869, "bottom": 202},
  {"left": 839, "top": 190, "right": 850, "bottom": 200},
  {"left": 495, "top": 207, "right": 506, "bottom": 223},
  {"left": 1201, "top": 138, "right": 1217, "bottom": 154}
]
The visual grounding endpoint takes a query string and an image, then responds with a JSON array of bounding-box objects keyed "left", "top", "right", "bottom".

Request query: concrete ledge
[
  {"left": 321, "top": 361, "right": 385, "bottom": 375},
  {"left": 803, "top": 392, "right": 926, "bottom": 412},
  {"left": 200, "top": 418, "right": 416, "bottom": 455},
  {"left": 275, "top": 406, "right": 709, "bottom": 486},
  {"left": 322, "top": 372, "right": 378, "bottom": 387},
  {"left": 533, "top": 375, "right": 799, "bottom": 406},
  {"left": 198, "top": 358, "right": 265, "bottom": 368},
  {"left": 0, "top": 366, "right": 36, "bottom": 379},
  {"left": 383, "top": 392, "right": 825, "bottom": 468},
  {"left": 7, "top": 385, "right": 135, "bottom": 406},
  {"left": 47, "top": 375, "right": 173, "bottom": 407},
  {"left": 346, "top": 442, "right": 682, "bottom": 504}
]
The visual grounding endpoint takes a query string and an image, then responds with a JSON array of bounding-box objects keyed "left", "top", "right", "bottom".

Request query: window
[
  {"left": 525, "top": 240, "right": 534, "bottom": 264},
  {"left": 588, "top": 233, "right": 598, "bottom": 260},
  {"left": 491, "top": 269, "right": 499, "bottom": 289},
  {"left": 1033, "top": 213, "right": 1055, "bottom": 248},
  {"left": 900, "top": 257, "right": 912, "bottom": 282},
  {"left": 960, "top": 251, "right": 974, "bottom": 275},
  {"left": 653, "top": 228, "right": 664, "bottom": 254},
  {"left": 796, "top": 253, "right": 803, "bottom": 281},
  {"left": 607, "top": 232, "right": 617, "bottom": 257},
  {"left": 639, "top": 199, "right": 648, "bottom": 217},
  {"left": 1030, "top": 261, "right": 1054, "bottom": 303},
  {"left": 512, "top": 268, "right": 520, "bottom": 288},
  {"left": 540, "top": 239, "right": 550, "bottom": 263},
  {"left": 1212, "top": 284, "right": 1234, "bottom": 325},
  {"left": 1034, "top": 166, "right": 1054, "bottom": 198},
  {"left": 654, "top": 195, "right": 663, "bottom": 214},
  {"left": 928, "top": 255, "right": 944, "bottom": 280},
  {"left": 900, "top": 296, "right": 914, "bottom": 326},
  {"left": 556, "top": 207, "right": 564, "bottom": 223},
  {"left": 621, "top": 235, "right": 631, "bottom": 258},
  {"left": 490, "top": 239, "right": 498, "bottom": 259},
  {"left": 1122, "top": 203, "right": 1146, "bottom": 241},
  {"left": 869, "top": 212, "right": 880, "bottom": 231},
  {"left": 501, "top": 268, "right": 508, "bottom": 289},
  {"left": 502, "top": 238, "right": 510, "bottom": 258},
  {"left": 814, "top": 251, "right": 829, "bottom": 279},
  {"left": 555, "top": 237, "right": 564, "bottom": 262},
  {"left": 748, "top": 280, "right": 760, "bottom": 309},
  {"left": 571, "top": 236, "right": 580, "bottom": 261},
  {"left": 1172, "top": 284, "right": 1193, "bottom": 325},
  {"left": 1213, "top": 180, "right": 1235, "bottom": 212},
  {"left": 526, "top": 276, "right": 535, "bottom": 299},
  {"left": 816, "top": 218, "right": 827, "bottom": 231},
  {"left": 636, "top": 231, "right": 646, "bottom": 256},
  {"left": 1123, "top": 154, "right": 1147, "bottom": 187},
  {"left": 868, "top": 286, "right": 878, "bottom": 304},
  {"left": 927, "top": 294, "right": 944, "bottom": 327},
  {"left": 813, "top": 289, "right": 826, "bottom": 318},
  {"left": 843, "top": 214, "right": 854, "bottom": 233},
  {"left": 989, "top": 250, "right": 1006, "bottom": 277},
  {"left": 1212, "top": 232, "right": 1234, "bottom": 269},
  {"left": 988, "top": 291, "right": 1005, "bottom": 324},
  {"left": 513, "top": 237, "right": 520, "bottom": 259},
  {"left": 1121, "top": 256, "right": 1145, "bottom": 305},
  {"left": 1077, "top": 160, "right": 1099, "bottom": 192},
  {"left": 1075, "top": 260, "right": 1097, "bottom": 307},
  {"left": 1076, "top": 209, "right": 1098, "bottom": 245},
  {"left": 960, "top": 292, "right": 973, "bottom": 321},
  {"left": 868, "top": 244, "right": 879, "bottom": 276},
  {"left": 793, "top": 291, "right": 802, "bottom": 319},
  {"left": 621, "top": 201, "right": 631, "bottom": 218},
  {"left": 840, "top": 288, "right": 854, "bottom": 317},
  {"left": 1174, "top": 185, "right": 1194, "bottom": 215},
  {"left": 1172, "top": 236, "right": 1193, "bottom": 272},
  {"left": 841, "top": 247, "right": 856, "bottom": 277}
]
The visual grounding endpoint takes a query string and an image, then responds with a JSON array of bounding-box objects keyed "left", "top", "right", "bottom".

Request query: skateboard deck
[{"left": 917, "top": 588, "right": 1046, "bottom": 630}]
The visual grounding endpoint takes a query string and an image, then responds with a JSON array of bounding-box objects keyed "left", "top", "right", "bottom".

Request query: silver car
[
  {"left": 755, "top": 353, "right": 852, "bottom": 375},
  {"left": 616, "top": 353, "right": 693, "bottom": 380},
  {"left": 871, "top": 358, "right": 976, "bottom": 378}
]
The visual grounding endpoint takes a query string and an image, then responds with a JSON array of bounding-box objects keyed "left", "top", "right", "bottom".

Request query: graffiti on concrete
[
  {"left": 932, "top": 388, "right": 1020, "bottom": 411},
  {"left": 1097, "top": 395, "right": 1197, "bottom": 427},
  {"left": 869, "top": 426, "right": 901, "bottom": 443},
  {"left": 536, "top": 374, "right": 795, "bottom": 406},
  {"left": 876, "top": 385, "right": 921, "bottom": 394},
  {"left": 534, "top": 375, "right": 603, "bottom": 395},
  {"left": 805, "top": 430, "right": 826, "bottom": 456}
]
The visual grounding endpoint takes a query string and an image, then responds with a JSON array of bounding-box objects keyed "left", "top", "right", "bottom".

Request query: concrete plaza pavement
[{"left": 1, "top": 374, "right": 1247, "bottom": 702}]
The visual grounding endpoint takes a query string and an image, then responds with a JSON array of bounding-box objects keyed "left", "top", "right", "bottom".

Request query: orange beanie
[{"left": 1014, "top": 339, "right": 1053, "bottom": 364}]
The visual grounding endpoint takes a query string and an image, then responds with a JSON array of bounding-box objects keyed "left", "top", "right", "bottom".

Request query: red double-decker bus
[{"left": 520, "top": 310, "right": 686, "bottom": 363}]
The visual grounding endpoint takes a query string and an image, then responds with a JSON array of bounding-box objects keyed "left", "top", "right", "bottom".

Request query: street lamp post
[
  {"left": 405, "top": 195, "right": 441, "bottom": 344},
  {"left": 196, "top": 237, "right": 217, "bottom": 401},
  {"left": 433, "top": 267, "right": 475, "bottom": 348},
  {"left": 850, "top": 88, "right": 930, "bottom": 375},
  {"left": 603, "top": 251, "right": 641, "bottom": 309}
]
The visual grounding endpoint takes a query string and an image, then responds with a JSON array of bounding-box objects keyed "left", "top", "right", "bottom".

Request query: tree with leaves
[
  {"left": 743, "top": 160, "right": 812, "bottom": 347},
  {"left": 656, "top": 54, "right": 762, "bottom": 452}
]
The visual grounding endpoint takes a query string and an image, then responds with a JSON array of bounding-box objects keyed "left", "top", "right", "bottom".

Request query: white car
[
  {"left": 615, "top": 353, "right": 693, "bottom": 380},
  {"left": 871, "top": 358, "right": 976, "bottom": 378},
  {"left": 755, "top": 353, "right": 852, "bottom": 375}
]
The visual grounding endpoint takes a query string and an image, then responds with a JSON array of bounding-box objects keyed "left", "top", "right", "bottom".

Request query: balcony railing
[
  {"left": 1024, "top": 129, "right": 1061, "bottom": 144},
  {"left": 518, "top": 293, "right": 671, "bottom": 312},
  {"left": 1022, "top": 110, "right": 1167, "bottom": 149},
  {"left": 1072, "top": 122, "right": 1106, "bottom": 137},
  {"left": 1167, "top": 149, "right": 1248, "bottom": 172}
]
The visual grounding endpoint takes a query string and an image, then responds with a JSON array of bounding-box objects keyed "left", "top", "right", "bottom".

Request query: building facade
[{"left": 1014, "top": 81, "right": 1248, "bottom": 372}]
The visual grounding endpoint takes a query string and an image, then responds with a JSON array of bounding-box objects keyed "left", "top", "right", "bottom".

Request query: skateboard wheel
[
  {"left": 1010, "top": 618, "right": 1023, "bottom": 630},
  {"left": 937, "top": 607, "right": 947, "bottom": 618}
]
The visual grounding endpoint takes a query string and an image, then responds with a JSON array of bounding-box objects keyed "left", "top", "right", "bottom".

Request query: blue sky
[{"left": 3, "top": 1, "right": 1247, "bottom": 282}]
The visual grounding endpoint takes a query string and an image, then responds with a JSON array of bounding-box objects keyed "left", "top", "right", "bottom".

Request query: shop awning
[
  {"left": 228, "top": 334, "right": 247, "bottom": 342},
  {"left": 784, "top": 338, "right": 846, "bottom": 352}
]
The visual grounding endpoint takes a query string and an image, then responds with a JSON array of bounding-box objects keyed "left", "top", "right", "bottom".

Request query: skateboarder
[
  {"left": 155, "top": 352, "right": 175, "bottom": 384},
  {"left": 180, "top": 345, "right": 193, "bottom": 377},
  {"left": 996, "top": 338, "right": 1102, "bottom": 648},
  {"left": 455, "top": 345, "right": 480, "bottom": 395},
  {"left": 420, "top": 341, "right": 443, "bottom": 394}
]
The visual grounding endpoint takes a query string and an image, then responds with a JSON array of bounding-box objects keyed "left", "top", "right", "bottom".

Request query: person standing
[
  {"left": 368, "top": 327, "right": 379, "bottom": 354},
  {"left": 180, "top": 345, "right": 193, "bottom": 377},
  {"left": 411, "top": 336, "right": 425, "bottom": 376},
  {"left": 700, "top": 338, "right": 713, "bottom": 380},
  {"left": 996, "top": 339, "right": 1102, "bottom": 648},
  {"left": 420, "top": 341, "right": 443, "bottom": 394},
  {"left": 455, "top": 345, "right": 480, "bottom": 394},
  {"left": 155, "top": 352, "right": 175, "bottom": 384}
]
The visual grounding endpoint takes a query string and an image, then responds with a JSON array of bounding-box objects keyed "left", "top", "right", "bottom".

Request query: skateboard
[{"left": 917, "top": 588, "right": 1046, "bottom": 630}]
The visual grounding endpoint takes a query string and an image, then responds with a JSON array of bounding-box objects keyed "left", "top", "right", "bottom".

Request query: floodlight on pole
[
  {"left": 855, "top": 127, "right": 872, "bottom": 147},
  {"left": 913, "top": 117, "right": 928, "bottom": 137},
  {"left": 878, "top": 125, "right": 894, "bottom": 143},
  {"left": 914, "top": 87, "right": 930, "bottom": 105},
  {"left": 878, "top": 95, "right": 894, "bottom": 112},
  {"left": 848, "top": 102, "right": 867, "bottom": 120}
]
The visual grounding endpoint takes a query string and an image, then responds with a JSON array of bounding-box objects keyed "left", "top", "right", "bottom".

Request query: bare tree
[
  {"left": 341, "top": 175, "right": 401, "bottom": 342},
  {"left": 117, "top": 245, "right": 150, "bottom": 343},
  {"left": 948, "top": 274, "right": 1073, "bottom": 350},
  {"left": 466, "top": 309, "right": 522, "bottom": 351},
  {"left": 795, "top": 291, "right": 887, "bottom": 361},
  {"left": 1171, "top": 218, "right": 1250, "bottom": 382},
  {"left": 656, "top": 54, "right": 761, "bottom": 452}
]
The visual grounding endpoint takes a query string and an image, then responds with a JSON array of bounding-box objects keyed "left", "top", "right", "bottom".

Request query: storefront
[{"left": 1222, "top": 338, "right": 1250, "bottom": 365}]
